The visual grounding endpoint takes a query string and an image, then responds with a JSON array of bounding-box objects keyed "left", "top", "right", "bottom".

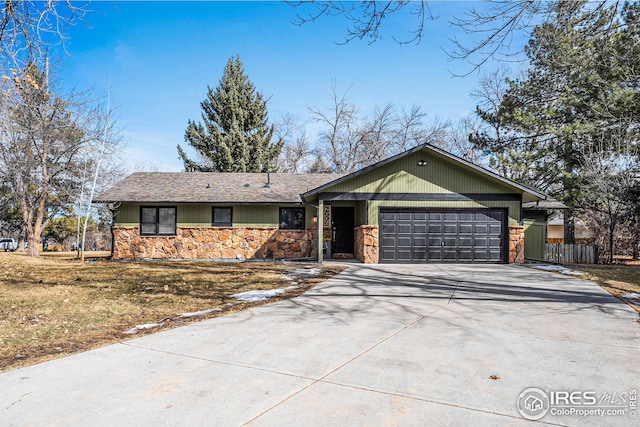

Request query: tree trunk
[
  {"left": 608, "top": 219, "right": 616, "bottom": 264},
  {"left": 26, "top": 231, "right": 39, "bottom": 257},
  {"left": 563, "top": 209, "right": 575, "bottom": 244},
  {"left": 563, "top": 139, "right": 576, "bottom": 244}
]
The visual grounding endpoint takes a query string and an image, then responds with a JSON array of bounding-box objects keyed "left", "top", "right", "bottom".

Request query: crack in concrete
[{"left": 5, "top": 392, "right": 31, "bottom": 410}]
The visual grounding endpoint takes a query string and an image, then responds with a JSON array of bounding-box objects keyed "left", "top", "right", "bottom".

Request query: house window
[
  {"left": 140, "top": 207, "right": 176, "bottom": 236},
  {"left": 212, "top": 207, "right": 232, "bottom": 227},
  {"left": 279, "top": 207, "right": 305, "bottom": 230}
]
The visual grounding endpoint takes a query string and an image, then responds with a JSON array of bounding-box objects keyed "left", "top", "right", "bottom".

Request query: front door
[{"left": 332, "top": 207, "right": 354, "bottom": 254}]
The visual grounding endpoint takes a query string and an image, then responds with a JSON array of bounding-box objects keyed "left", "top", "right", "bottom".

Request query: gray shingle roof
[{"left": 95, "top": 172, "right": 345, "bottom": 204}]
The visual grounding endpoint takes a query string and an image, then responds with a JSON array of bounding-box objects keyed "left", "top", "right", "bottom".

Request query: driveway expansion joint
[
  {"left": 119, "top": 342, "right": 320, "bottom": 382},
  {"left": 316, "top": 379, "right": 565, "bottom": 426},
  {"left": 243, "top": 277, "right": 462, "bottom": 425}
]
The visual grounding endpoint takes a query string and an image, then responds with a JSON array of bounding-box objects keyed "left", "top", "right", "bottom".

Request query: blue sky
[{"left": 60, "top": 1, "right": 525, "bottom": 172}]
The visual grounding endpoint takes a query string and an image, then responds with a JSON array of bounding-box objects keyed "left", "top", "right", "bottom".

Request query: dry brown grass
[
  {"left": 569, "top": 263, "right": 640, "bottom": 314},
  {"left": 0, "top": 252, "right": 345, "bottom": 372}
]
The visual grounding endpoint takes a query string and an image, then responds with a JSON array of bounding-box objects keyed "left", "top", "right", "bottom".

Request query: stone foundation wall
[
  {"left": 509, "top": 226, "right": 525, "bottom": 264},
  {"left": 112, "top": 227, "right": 317, "bottom": 260},
  {"left": 354, "top": 225, "right": 379, "bottom": 264}
]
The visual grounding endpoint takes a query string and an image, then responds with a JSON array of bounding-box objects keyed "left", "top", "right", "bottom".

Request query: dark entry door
[{"left": 332, "top": 207, "right": 354, "bottom": 253}]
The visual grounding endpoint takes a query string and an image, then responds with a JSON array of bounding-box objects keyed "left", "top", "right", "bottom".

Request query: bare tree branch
[
  {"left": 0, "top": 1, "right": 90, "bottom": 73},
  {"left": 289, "top": 0, "right": 432, "bottom": 45}
]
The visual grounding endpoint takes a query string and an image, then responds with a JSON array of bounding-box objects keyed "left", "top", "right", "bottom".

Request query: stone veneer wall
[
  {"left": 509, "top": 225, "right": 525, "bottom": 264},
  {"left": 112, "top": 227, "right": 317, "bottom": 260},
  {"left": 354, "top": 225, "right": 379, "bottom": 264}
]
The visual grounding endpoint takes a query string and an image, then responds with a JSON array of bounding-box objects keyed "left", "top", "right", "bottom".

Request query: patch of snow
[
  {"left": 231, "top": 286, "right": 299, "bottom": 302},
  {"left": 622, "top": 294, "right": 640, "bottom": 306},
  {"left": 288, "top": 268, "right": 322, "bottom": 278},
  {"left": 124, "top": 323, "right": 163, "bottom": 335},
  {"left": 532, "top": 265, "right": 569, "bottom": 272},
  {"left": 281, "top": 275, "right": 294, "bottom": 281},
  {"left": 178, "top": 308, "right": 222, "bottom": 318},
  {"left": 561, "top": 270, "right": 586, "bottom": 276},
  {"left": 531, "top": 264, "right": 585, "bottom": 276}
]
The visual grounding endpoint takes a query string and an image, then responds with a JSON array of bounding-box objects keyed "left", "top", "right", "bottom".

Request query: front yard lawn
[
  {"left": 570, "top": 263, "right": 640, "bottom": 314},
  {"left": 0, "top": 253, "right": 344, "bottom": 371}
]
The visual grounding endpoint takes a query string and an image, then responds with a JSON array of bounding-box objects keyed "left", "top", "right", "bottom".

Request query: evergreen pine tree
[
  {"left": 471, "top": 1, "right": 639, "bottom": 242},
  {"left": 177, "top": 56, "right": 283, "bottom": 172}
]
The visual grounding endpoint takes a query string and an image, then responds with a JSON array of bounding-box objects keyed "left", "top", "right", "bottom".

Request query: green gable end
[{"left": 321, "top": 149, "right": 519, "bottom": 195}]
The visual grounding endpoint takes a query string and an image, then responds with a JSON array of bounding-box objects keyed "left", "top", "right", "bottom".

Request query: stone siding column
[
  {"left": 509, "top": 225, "right": 525, "bottom": 263},
  {"left": 355, "top": 225, "right": 379, "bottom": 264}
]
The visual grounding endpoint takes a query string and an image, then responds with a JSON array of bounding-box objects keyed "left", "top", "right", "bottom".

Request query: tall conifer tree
[{"left": 178, "top": 56, "right": 282, "bottom": 172}]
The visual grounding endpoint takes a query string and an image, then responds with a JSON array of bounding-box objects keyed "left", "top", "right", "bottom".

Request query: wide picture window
[
  {"left": 279, "top": 207, "right": 305, "bottom": 230},
  {"left": 140, "top": 207, "right": 176, "bottom": 235}
]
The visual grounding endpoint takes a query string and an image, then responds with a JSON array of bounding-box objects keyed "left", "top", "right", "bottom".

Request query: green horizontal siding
[
  {"left": 113, "top": 203, "right": 316, "bottom": 228},
  {"left": 368, "top": 200, "right": 521, "bottom": 226},
  {"left": 326, "top": 149, "right": 516, "bottom": 194}
]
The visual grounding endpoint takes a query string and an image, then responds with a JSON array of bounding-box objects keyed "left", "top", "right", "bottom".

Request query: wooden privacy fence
[{"left": 545, "top": 243, "right": 599, "bottom": 264}]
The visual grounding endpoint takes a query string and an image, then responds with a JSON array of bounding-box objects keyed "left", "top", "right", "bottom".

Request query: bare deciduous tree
[
  {"left": 274, "top": 114, "right": 315, "bottom": 173},
  {"left": 579, "top": 129, "right": 639, "bottom": 263},
  {"left": 434, "top": 116, "right": 486, "bottom": 166},
  {"left": 309, "top": 84, "right": 452, "bottom": 173},
  {"left": 309, "top": 84, "right": 361, "bottom": 173},
  {"left": 0, "top": 63, "right": 121, "bottom": 256}
]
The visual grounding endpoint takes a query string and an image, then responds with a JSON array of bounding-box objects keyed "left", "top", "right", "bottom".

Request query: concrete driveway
[{"left": 1, "top": 264, "right": 638, "bottom": 426}]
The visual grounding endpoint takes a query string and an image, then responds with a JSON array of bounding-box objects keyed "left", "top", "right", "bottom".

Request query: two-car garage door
[{"left": 380, "top": 209, "right": 507, "bottom": 263}]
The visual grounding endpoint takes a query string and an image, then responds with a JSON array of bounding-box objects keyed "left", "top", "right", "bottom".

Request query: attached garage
[
  {"left": 380, "top": 208, "right": 507, "bottom": 263},
  {"left": 300, "top": 143, "right": 549, "bottom": 264}
]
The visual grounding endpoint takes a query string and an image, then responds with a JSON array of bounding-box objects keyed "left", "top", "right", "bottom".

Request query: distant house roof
[
  {"left": 95, "top": 172, "right": 345, "bottom": 204},
  {"left": 522, "top": 199, "right": 568, "bottom": 210}
]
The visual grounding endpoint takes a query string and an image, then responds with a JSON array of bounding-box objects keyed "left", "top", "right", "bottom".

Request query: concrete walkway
[{"left": 1, "top": 264, "right": 638, "bottom": 426}]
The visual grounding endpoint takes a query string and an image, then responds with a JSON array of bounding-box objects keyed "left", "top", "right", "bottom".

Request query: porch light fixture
[
  {"left": 312, "top": 216, "right": 318, "bottom": 224},
  {"left": 417, "top": 160, "right": 427, "bottom": 166}
]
